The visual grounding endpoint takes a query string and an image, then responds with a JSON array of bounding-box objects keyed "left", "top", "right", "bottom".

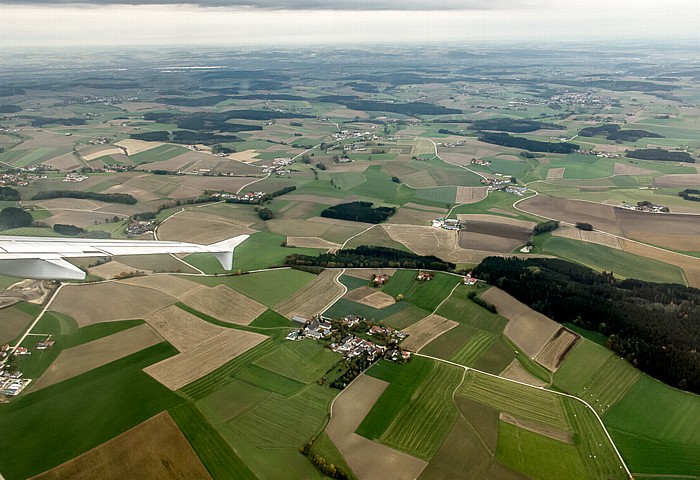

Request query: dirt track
[{"left": 326, "top": 374, "right": 428, "bottom": 480}]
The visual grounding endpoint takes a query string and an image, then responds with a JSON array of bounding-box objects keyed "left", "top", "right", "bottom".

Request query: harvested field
[
  {"left": 275, "top": 269, "right": 344, "bottom": 318},
  {"left": 500, "top": 360, "right": 547, "bottom": 387},
  {"left": 345, "top": 286, "right": 396, "bottom": 309},
  {"left": 43, "top": 152, "right": 81, "bottom": 171},
  {"left": 546, "top": 167, "right": 566, "bottom": 180},
  {"left": 455, "top": 186, "right": 488, "bottom": 204},
  {"left": 618, "top": 238, "right": 700, "bottom": 287},
  {"left": 120, "top": 275, "right": 202, "bottom": 299},
  {"left": 403, "top": 203, "right": 448, "bottom": 213},
  {"left": 283, "top": 194, "right": 349, "bottom": 205},
  {"left": 145, "top": 305, "right": 226, "bottom": 352},
  {"left": 31, "top": 324, "right": 162, "bottom": 391},
  {"left": 326, "top": 374, "right": 428, "bottom": 480},
  {"left": 81, "top": 147, "right": 125, "bottom": 161},
  {"left": 500, "top": 413, "right": 573, "bottom": 444},
  {"left": 553, "top": 225, "right": 622, "bottom": 250},
  {"left": 88, "top": 261, "right": 145, "bottom": 280},
  {"left": 51, "top": 282, "right": 176, "bottom": 327},
  {"left": 613, "top": 162, "right": 656, "bottom": 175},
  {"left": 388, "top": 207, "right": 442, "bottom": 226},
  {"left": 103, "top": 183, "right": 161, "bottom": 203},
  {"left": 0, "top": 306, "right": 33, "bottom": 345},
  {"left": 534, "top": 328, "right": 580, "bottom": 372},
  {"left": 144, "top": 329, "right": 267, "bottom": 390},
  {"left": 286, "top": 236, "right": 340, "bottom": 250},
  {"left": 158, "top": 210, "right": 256, "bottom": 244},
  {"left": 459, "top": 219, "right": 534, "bottom": 253},
  {"left": 654, "top": 173, "right": 700, "bottom": 187},
  {"left": 115, "top": 139, "right": 165, "bottom": 155},
  {"left": 31, "top": 412, "right": 211, "bottom": 480},
  {"left": 383, "top": 224, "right": 490, "bottom": 264},
  {"left": 480, "top": 287, "right": 560, "bottom": 358},
  {"left": 343, "top": 268, "right": 397, "bottom": 280},
  {"left": 517, "top": 196, "right": 623, "bottom": 235},
  {"left": 181, "top": 284, "right": 267, "bottom": 326},
  {"left": 456, "top": 214, "right": 537, "bottom": 229},
  {"left": 401, "top": 314, "right": 458, "bottom": 352}
]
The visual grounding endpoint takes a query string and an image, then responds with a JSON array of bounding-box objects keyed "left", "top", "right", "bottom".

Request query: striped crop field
[
  {"left": 450, "top": 331, "right": 497, "bottom": 367},
  {"left": 380, "top": 361, "right": 463, "bottom": 459},
  {"left": 577, "top": 355, "right": 641, "bottom": 415}
]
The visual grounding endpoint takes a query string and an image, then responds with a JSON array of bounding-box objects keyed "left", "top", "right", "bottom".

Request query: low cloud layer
[{"left": 0, "top": 0, "right": 527, "bottom": 8}]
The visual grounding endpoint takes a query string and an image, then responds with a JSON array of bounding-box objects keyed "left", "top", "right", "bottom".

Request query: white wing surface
[{"left": 0, "top": 234, "right": 249, "bottom": 280}]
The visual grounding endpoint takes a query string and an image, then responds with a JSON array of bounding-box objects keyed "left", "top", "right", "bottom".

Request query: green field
[
  {"left": 190, "top": 268, "right": 315, "bottom": 307},
  {"left": 382, "top": 303, "right": 429, "bottom": 330},
  {"left": 435, "top": 284, "right": 509, "bottom": 333},
  {"left": 382, "top": 270, "right": 462, "bottom": 311},
  {"left": 450, "top": 330, "right": 498, "bottom": 367},
  {"left": 234, "top": 364, "right": 306, "bottom": 396},
  {"left": 323, "top": 297, "right": 408, "bottom": 321},
  {"left": 170, "top": 403, "right": 257, "bottom": 480},
  {"left": 129, "top": 144, "right": 189, "bottom": 165},
  {"left": 380, "top": 361, "right": 463, "bottom": 459},
  {"left": 575, "top": 355, "right": 641, "bottom": 415},
  {"left": 603, "top": 375, "right": 700, "bottom": 477},
  {"left": 330, "top": 171, "right": 367, "bottom": 190},
  {"left": 357, "top": 357, "right": 433, "bottom": 440},
  {"left": 449, "top": 190, "right": 542, "bottom": 222},
  {"left": 496, "top": 421, "right": 588, "bottom": 480},
  {"left": 253, "top": 340, "right": 342, "bottom": 384},
  {"left": 414, "top": 186, "right": 456, "bottom": 204},
  {"left": 249, "top": 309, "right": 294, "bottom": 328},
  {"left": 0, "top": 343, "right": 182, "bottom": 480},
  {"left": 419, "top": 323, "right": 477, "bottom": 359},
  {"left": 532, "top": 234, "right": 686, "bottom": 285}
]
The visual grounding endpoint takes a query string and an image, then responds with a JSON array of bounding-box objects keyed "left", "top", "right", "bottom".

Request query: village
[{"left": 0, "top": 338, "right": 53, "bottom": 398}]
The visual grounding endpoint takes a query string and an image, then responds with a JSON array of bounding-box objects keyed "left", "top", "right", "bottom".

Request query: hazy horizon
[{"left": 1, "top": 1, "right": 698, "bottom": 48}]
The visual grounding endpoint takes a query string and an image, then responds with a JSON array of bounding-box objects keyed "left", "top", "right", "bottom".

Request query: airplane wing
[{"left": 0, "top": 234, "right": 249, "bottom": 281}]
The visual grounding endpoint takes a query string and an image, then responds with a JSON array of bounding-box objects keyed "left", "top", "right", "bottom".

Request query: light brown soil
[
  {"left": 500, "top": 413, "right": 573, "bottom": 444},
  {"left": 345, "top": 286, "right": 396, "bottom": 309},
  {"left": 401, "top": 314, "right": 459, "bottom": 352},
  {"left": 326, "top": 374, "right": 428, "bottom": 480},
  {"left": 619, "top": 238, "right": 700, "bottom": 287},
  {"left": 115, "top": 139, "right": 165, "bottom": 155},
  {"left": 30, "top": 412, "right": 211, "bottom": 480},
  {"left": 383, "top": 224, "right": 491, "bottom": 263},
  {"left": 181, "top": 284, "right": 267, "bottom": 326},
  {"left": 81, "top": 147, "right": 125, "bottom": 161},
  {"left": 88, "top": 261, "right": 146, "bottom": 280},
  {"left": 144, "top": 329, "right": 267, "bottom": 390},
  {"left": 455, "top": 186, "right": 488, "bottom": 204},
  {"left": 517, "top": 196, "right": 623, "bottom": 235},
  {"left": 31, "top": 324, "right": 162, "bottom": 391},
  {"left": 287, "top": 236, "right": 341, "bottom": 250},
  {"left": 500, "top": 360, "right": 547, "bottom": 387},
  {"left": 480, "top": 287, "right": 560, "bottom": 358},
  {"left": 120, "top": 275, "right": 202, "bottom": 299},
  {"left": 388, "top": 208, "right": 442, "bottom": 226},
  {"left": 145, "top": 305, "right": 227, "bottom": 352},
  {"left": 275, "top": 269, "right": 344, "bottom": 318},
  {"left": 552, "top": 225, "right": 623, "bottom": 249},
  {"left": 654, "top": 173, "right": 700, "bottom": 187},
  {"left": 534, "top": 328, "right": 580, "bottom": 372},
  {"left": 546, "top": 167, "right": 565, "bottom": 180},
  {"left": 52, "top": 282, "right": 176, "bottom": 327},
  {"left": 43, "top": 153, "right": 81, "bottom": 171},
  {"left": 157, "top": 210, "right": 256, "bottom": 244},
  {"left": 613, "top": 162, "right": 657, "bottom": 175},
  {"left": 0, "top": 306, "right": 33, "bottom": 345},
  {"left": 343, "top": 268, "right": 397, "bottom": 280}
]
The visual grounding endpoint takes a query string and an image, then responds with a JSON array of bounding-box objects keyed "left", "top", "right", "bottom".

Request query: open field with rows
[{"left": 275, "top": 269, "right": 344, "bottom": 318}]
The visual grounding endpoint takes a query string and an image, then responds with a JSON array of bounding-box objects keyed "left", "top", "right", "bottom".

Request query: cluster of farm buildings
[
  {"left": 481, "top": 177, "right": 528, "bottom": 195},
  {"left": 287, "top": 314, "right": 410, "bottom": 362},
  {"left": 262, "top": 157, "right": 294, "bottom": 175},
  {"left": 210, "top": 191, "right": 264, "bottom": 204}
]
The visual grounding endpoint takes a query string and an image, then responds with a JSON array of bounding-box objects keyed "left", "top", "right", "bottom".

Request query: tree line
[
  {"left": 478, "top": 132, "right": 579, "bottom": 154},
  {"left": 473, "top": 256, "right": 700, "bottom": 393},
  {"left": 32, "top": 190, "right": 137, "bottom": 205},
  {"left": 286, "top": 246, "right": 455, "bottom": 271},
  {"left": 626, "top": 148, "right": 694, "bottom": 163}
]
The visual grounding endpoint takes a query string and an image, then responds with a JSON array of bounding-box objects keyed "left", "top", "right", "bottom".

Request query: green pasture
[
  {"left": 532, "top": 234, "right": 686, "bottom": 285},
  {"left": 382, "top": 270, "right": 461, "bottom": 312},
  {"left": 129, "top": 144, "right": 189, "bottom": 165},
  {"left": 253, "top": 340, "right": 341, "bottom": 384}
]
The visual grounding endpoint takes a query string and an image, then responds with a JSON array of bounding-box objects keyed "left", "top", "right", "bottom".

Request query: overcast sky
[{"left": 1, "top": 0, "right": 698, "bottom": 48}]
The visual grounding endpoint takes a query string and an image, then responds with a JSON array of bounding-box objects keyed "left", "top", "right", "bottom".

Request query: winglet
[{"left": 208, "top": 234, "right": 249, "bottom": 270}]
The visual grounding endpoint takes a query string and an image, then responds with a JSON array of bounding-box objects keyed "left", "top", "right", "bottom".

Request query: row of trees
[
  {"left": 678, "top": 189, "right": 700, "bottom": 202},
  {"left": 32, "top": 190, "right": 137, "bottom": 205},
  {"left": 286, "top": 246, "right": 455, "bottom": 271},
  {"left": 473, "top": 256, "right": 700, "bottom": 393},
  {"left": 626, "top": 148, "right": 694, "bottom": 163}
]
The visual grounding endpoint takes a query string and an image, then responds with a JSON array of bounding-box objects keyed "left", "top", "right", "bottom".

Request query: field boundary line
[
  {"left": 415, "top": 352, "right": 633, "bottom": 479},
  {"left": 1, "top": 283, "right": 65, "bottom": 365},
  {"left": 340, "top": 224, "right": 377, "bottom": 250},
  {"left": 320, "top": 269, "right": 347, "bottom": 315}
]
